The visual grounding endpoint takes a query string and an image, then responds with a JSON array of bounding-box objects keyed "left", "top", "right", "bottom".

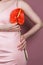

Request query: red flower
[{"left": 10, "top": 8, "right": 25, "bottom": 25}]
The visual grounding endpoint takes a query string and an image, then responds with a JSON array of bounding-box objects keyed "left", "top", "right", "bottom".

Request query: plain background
[{"left": 21, "top": 0, "right": 43, "bottom": 65}]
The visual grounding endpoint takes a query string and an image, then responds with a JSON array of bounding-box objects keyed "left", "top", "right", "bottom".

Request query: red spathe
[{"left": 10, "top": 8, "right": 25, "bottom": 25}]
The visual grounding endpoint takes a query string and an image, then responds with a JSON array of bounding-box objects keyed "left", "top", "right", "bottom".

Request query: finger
[
  {"left": 17, "top": 41, "right": 26, "bottom": 49},
  {"left": 13, "top": 25, "right": 21, "bottom": 30},
  {"left": 18, "top": 42, "right": 26, "bottom": 51},
  {"left": 10, "top": 25, "right": 20, "bottom": 29},
  {"left": 9, "top": 25, "right": 21, "bottom": 31},
  {"left": 11, "top": 25, "right": 20, "bottom": 28},
  {"left": 15, "top": 24, "right": 20, "bottom": 27},
  {"left": 21, "top": 44, "right": 26, "bottom": 50},
  {"left": 20, "top": 38, "right": 25, "bottom": 43},
  {"left": 7, "top": 26, "right": 20, "bottom": 31},
  {"left": 8, "top": 23, "right": 20, "bottom": 28},
  {"left": 14, "top": 27, "right": 21, "bottom": 31},
  {"left": 14, "top": 26, "right": 21, "bottom": 30},
  {"left": 18, "top": 43, "right": 26, "bottom": 50},
  {"left": 20, "top": 36, "right": 25, "bottom": 42},
  {"left": 18, "top": 39, "right": 26, "bottom": 47},
  {"left": 20, "top": 37, "right": 25, "bottom": 42}
]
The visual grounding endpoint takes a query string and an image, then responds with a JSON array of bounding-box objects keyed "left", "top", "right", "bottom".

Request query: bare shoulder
[
  {"left": 18, "top": 0, "right": 31, "bottom": 9},
  {"left": 18, "top": 0, "right": 28, "bottom": 5},
  {"left": 18, "top": 0, "right": 33, "bottom": 14}
]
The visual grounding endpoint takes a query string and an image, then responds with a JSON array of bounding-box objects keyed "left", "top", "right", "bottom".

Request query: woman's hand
[
  {"left": 17, "top": 35, "right": 26, "bottom": 51},
  {"left": 9, "top": 23, "right": 21, "bottom": 31}
]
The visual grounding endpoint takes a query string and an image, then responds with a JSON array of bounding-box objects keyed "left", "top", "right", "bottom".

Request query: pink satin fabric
[
  {"left": 0, "top": 32, "right": 26, "bottom": 65},
  {"left": 0, "top": 1, "right": 27, "bottom": 65}
]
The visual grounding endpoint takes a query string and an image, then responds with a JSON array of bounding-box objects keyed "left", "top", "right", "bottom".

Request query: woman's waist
[{"left": 0, "top": 31, "right": 21, "bottom": 38}]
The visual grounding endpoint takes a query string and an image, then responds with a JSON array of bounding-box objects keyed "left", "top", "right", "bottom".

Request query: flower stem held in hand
[{"left": 24, "top": 48, "right": 28, "bottom": 61}]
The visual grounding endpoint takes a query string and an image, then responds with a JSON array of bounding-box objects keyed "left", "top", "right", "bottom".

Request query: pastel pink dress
[{"left": 0, "top": 1, "right": 28, "bottom": 65}]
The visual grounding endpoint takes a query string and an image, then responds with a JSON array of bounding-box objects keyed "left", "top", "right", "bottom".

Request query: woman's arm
[
  {"left": 19, "top": 0, "right": 42, "bottom": 39},
  {"left": 0, "top": 23, "right": 20, "bottom": 31}
]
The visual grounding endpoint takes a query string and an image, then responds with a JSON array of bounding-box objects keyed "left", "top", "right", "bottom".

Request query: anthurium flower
[{"left": 10, "top": 8, "right": 25, "bottom": 25}]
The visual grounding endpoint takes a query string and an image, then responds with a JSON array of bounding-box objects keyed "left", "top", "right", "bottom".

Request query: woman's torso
[{"left": 0, "top": 0, "right": 21, "bottom": 62}]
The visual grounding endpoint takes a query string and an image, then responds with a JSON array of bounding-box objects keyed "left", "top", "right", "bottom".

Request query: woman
[{"left": 0, "top": 0, "right": 42, "bottom": 65}]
